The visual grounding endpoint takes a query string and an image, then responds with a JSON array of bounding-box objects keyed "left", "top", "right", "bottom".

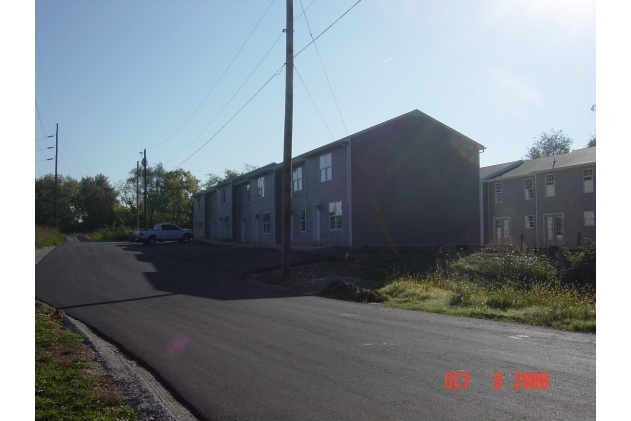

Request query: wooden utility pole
[
  {"left": 281, "top": 0, "right": 294, "bottom": 279},
  {"left": 136, "top": 160, "right": 140, "bottom": 230},
  {"left": 54, "top": 123, "right": 59, "bottom": 229},
  {"left": 143, "top": 149, "right": 148, "bottom": 230}
]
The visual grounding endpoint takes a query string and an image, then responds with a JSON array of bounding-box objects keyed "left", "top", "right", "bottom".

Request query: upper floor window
[
  {"left": 329, "top": 201, "right": 342, "bottom": 230},
  {"left": 245, "top": 185, "right": 250, "bottom": 203},
  {"left": 545, "top": 174, "right": 555, "bottom": 197},
  {"left": 212, "top": 194, "right": 217, "bottom": 208},
  {"left": 583, "top": 168, "right": 594, "bottom": 193},
  {"left": 258, "top": 177, "right": 265, "bottom": 197},
  {"left": 524, "top": 178, "right": 533, "bottom": 200},
  {"left": 221, "top": 188, "right": 226, "bottom": 203},
  {"left": 262, "top": 212, "right": 271, "bottom": 233},
  {"left": 293, "top": 167, "right": 303, "bottom": 191},
  {"left": 320, "top": 153, "right": 332, "bottom": 182},
  {"left": 495, "top": 183, "right": 503, "bottom": 203},
  {"left": 196, "top": 197, "right": 201, "bottom": 209}
]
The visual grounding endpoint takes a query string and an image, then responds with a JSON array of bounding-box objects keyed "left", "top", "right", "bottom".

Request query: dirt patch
[{"left": 244, "top": 248, "right": 441, "bottom": 301}]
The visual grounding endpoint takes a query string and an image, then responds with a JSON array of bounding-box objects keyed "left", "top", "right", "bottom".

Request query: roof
[
  {"left": 481, "top": 147, "right": 596, "bottom": 181},
  {"left": 294, "top": 109, "right": 485, "bottom": 160}
]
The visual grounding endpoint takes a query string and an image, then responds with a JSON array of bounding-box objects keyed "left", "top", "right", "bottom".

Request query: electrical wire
[
  {"left": 173, "top": 65, "right": 286, "bottom": 169},
  {"left": 149, "top": 0, "right": 278, "bottom": 149},
  {"left": 294, "top": 65, "right": 335, "bottom": 141},
  {"left": 299, "top": 0, "right": 348, "bottom": 135},
  {"left": 294, "top": 0, "right": 363, "bottom": 59},
  {"left": 165, "top": 32, "right": 284, "bottom": 165}
]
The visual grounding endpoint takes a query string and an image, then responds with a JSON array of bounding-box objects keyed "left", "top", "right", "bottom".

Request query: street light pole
[{"left": 54, "top": 123, "right": 59, "bottom": 229}]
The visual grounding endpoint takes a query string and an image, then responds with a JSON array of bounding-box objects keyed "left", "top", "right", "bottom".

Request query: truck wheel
[
  {"left": 148, "top": 236, "right": 157, "bottom": 245},
  {"left": 182, "top": 234, "right": 192, "bottom": 243}
]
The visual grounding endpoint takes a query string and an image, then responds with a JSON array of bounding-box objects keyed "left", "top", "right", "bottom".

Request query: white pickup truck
[{"left": 130, "top": 223, "right": 193, "bottom": 245}]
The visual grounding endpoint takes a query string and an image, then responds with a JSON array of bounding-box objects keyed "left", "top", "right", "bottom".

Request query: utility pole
[
  {"left": 143, "top": 149, "right": 148, "bottom": 230},
  {"left": 136, "top": 159, "right": 140, "bottom": 230},
  {"left": 54, "top": 123, "right": 59, "bottom": 229},
  {"left": 281, "top": 0, "right": 294, "bottom": 279}
]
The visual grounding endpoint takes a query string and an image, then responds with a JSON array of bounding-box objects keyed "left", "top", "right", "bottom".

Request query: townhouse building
[
  {"left": 194, "top": 109, "right": 485, "bottom": 249},
  {"left": 480, "top": 147, "right": 596, "bottom": 249}
]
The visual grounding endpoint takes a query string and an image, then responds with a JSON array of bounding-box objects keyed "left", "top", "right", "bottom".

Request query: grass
[
  {"left": 36, "top": 225, "right": 65, "bottom": 249},
  {"left": 85, "top": 224, "right": 133, "bottom": 242},
  {"left": 378, "top": 249, "right": 596, "bottom": 332},
  {"left": 35, "top": 301, "right": 138, "bottom": 421}
]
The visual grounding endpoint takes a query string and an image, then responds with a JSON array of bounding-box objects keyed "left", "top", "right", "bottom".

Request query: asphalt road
[{"left": 35, "top": 241, "right": 596, "bottom": 421}]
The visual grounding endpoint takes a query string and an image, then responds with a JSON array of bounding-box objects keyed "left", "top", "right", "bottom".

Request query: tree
[
  {"left": 587, "top": 104, "right": 596, "bottom": 147},
  {"left": 524, "top": 128, "right": 573, "bottom": 160},
  {"left": 75, "top": 174, "right": 118, "bottom": 231},
  {"left": 202, "top": 164, "right": 258, "bottom": 190},
  {"left": 160, "top": 169, "right": 200, "bottom": 227},
  {"left": 35, "top": 174, "right": 80, "bottom": 232}
]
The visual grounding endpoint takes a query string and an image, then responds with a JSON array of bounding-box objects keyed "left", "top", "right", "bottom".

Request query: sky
[
  {"left": 6, "top": 1, "right": 631, "bottom": 415},
  {"left": 32, "top": 0, "right": 597, "bottom": 187}
]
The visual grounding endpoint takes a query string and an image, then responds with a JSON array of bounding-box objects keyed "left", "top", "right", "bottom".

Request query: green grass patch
[
  {"left": 35, "top": 225, "right": 64, "bottom": 250},
  {"left": 378, "top": 250, "right": 596, "bottom": 332},
  {"left": 86, "top": 224, "right": 133, "bottom": 242},
  {"left": 35, "top": 301, "right": 138, "bottom": 421}
]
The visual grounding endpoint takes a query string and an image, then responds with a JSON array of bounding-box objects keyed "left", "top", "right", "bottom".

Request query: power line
[
  {"left": 294, "top": 0, "right": 363, "bottom": 59},
  {"left": 173, "top": 65, "right": 285, "bottom": 169},
  {"left": 294, "top": 65, "right": 335, "bottom": 141},
  {"left": 149, "top": 0, "right": 278, "bottom": 149},
  {"left": 165, "top": 32, "right": 285, "bottom": 165},
  {"left": 299, "top": 0, "right": 348, "bottom": 135}
]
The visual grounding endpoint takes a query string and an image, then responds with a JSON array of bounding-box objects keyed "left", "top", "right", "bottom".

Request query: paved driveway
[{"left": 35, "top": 241, "right": 596, "bottom": 421}]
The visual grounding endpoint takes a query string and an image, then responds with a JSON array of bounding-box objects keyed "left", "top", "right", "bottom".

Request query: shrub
[{"left": 560, "top": 240, "right": 596, "bottom": 286}]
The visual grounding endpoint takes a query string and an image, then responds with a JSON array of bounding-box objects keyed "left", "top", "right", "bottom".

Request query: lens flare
[{"left": 167, "top": 333, "right": 190, "bottom": 357}]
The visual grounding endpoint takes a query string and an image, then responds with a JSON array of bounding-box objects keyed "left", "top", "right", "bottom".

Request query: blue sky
[{"left": 32, "top": 0, "right": 597, "bottom": 186}]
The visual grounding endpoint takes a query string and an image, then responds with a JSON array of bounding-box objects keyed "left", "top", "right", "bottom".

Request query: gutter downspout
[
  {"left": 535, "top": 173, "right": 539, "bottom": 248},
  {"left": 479, "top": 180, "right": 484, "bottom": 247}
]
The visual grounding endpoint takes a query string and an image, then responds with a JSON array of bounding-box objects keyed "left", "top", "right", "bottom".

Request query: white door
[
  {"left": 494, "top": 217, "right": 510, "bottom": 245},
  {"left": 544, "top": 214, "right": 564, "bottom": 245}
]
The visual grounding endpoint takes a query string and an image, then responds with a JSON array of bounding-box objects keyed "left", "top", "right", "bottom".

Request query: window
[
  {"left": 212, "top": 194, "right": 217, "bottom": 208},
  {"left": 262, "top": 213, "right": 270, "bottom": 234},
  {"left": 293, "top": 167, "right": 303, "bottom": 191},
  {"left": 258, "top": 177, "right": 265, "bottom": 197},
  {"left": 495, "top": 183, "right": 503, "bottom": 203},
  {"left": 525, "top": 215, "right": 534, "bottom": 229},
  {"left": 224, "top": 216, "right": 230, "bottom": 233},
  {"left": 197, "top": 197, "right": 201, "bottom": 210},
  {"left": 329, "top": 201, "right": 342, "bottom": 230},
  {"left": 583, "top": 169, "right": 594, "bottom": 193},
  {"left": 221, "top": 188, "right": 226, "bottom": 204},
  {"left": 320, "top": 153, "right": 332, "bottom": 182},
  {"left": 300, "top": 208, "right": 306, "bottom": 232},
  {"left": 545, "top": 174, "right": 555, "bottom": 197},
  {"left": 245, "top": 185, "right": 250, "bottom": 203},
  {"left": 524, "top": 179, "right": 533, "bottom": 200},
  {"left": 584, "top": 211, "right": 595, "bottom": 226}
]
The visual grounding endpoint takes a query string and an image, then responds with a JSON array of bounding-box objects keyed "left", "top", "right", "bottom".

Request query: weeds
[
  {"left": 35, "top": 225, "right": 65, "bottom": 249},
  {"left": 379, "top": 247, "right": 596, "bottom": 332}
]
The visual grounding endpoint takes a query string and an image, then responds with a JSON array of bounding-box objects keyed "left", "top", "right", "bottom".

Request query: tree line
[{"left": 35, "top": 163, "right": 257, "bottom": 233}]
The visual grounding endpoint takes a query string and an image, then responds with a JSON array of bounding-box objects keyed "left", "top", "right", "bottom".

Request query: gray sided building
[
  {"left": 194, "top": 109, "right": 485, "bottom": 249},
  {"left": 481, "top": 147, "right": 596, "bottom": 249}
]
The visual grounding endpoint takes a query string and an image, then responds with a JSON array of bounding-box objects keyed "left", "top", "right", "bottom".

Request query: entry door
[
  {"left": 254, "top": 218, "right": 259, "bottom": 243},
  {"left": 544, "top": 214, "right": 564, "bottom": 245},
  {"left": 494, "top": 217, "right": 510, "bottom": 245},
  {"left": 241, "top": 219, "right": 245, "bottom": 243},
  {"left": 313, "top": 205, "right": 321, "bottom": 245}
]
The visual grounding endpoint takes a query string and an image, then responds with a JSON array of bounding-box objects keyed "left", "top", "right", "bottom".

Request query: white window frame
[
  {"left": 258, "top": 177, "right": 265, "bottom": 197},
  {"left": 544, "top": 213, "right": 564, "bottom": 245},
  {"left": 293, "top": 167, "right": 303, "bottom": 192},
  {"left": 545, "top": 174, "right": 555, "bottom": 197},
  {"left": 584, "top": 211, "right": 595, "bottom": 226},
  {"left": 221, "top": 188, "right": 226, "bottom": 204},
  {"left": 196, "top": 197, "right": 201, "bottom": 210},
  {"left": 329, "top": 201, "right": 342, "bottom": 230},
  {"left": 245, "top": 184, "right": 250, "bottom": 203},
  {"left": 262, "top": 212, "right": 271, "bottom": 234},
  {"left": 524, "top": 178, "right": 533, "bottom": 200},
  {"left": 495, "top": 183, "right": 503, "bottom": 203},
  {"left": 583, "top": 168, "right": 594, "bottom": 193},
  {"left": 320, "top": 153, "right": 332, "bottom": 182},
  {"left": 525, "top": 215, "right": 534, "bottom": 229}
]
